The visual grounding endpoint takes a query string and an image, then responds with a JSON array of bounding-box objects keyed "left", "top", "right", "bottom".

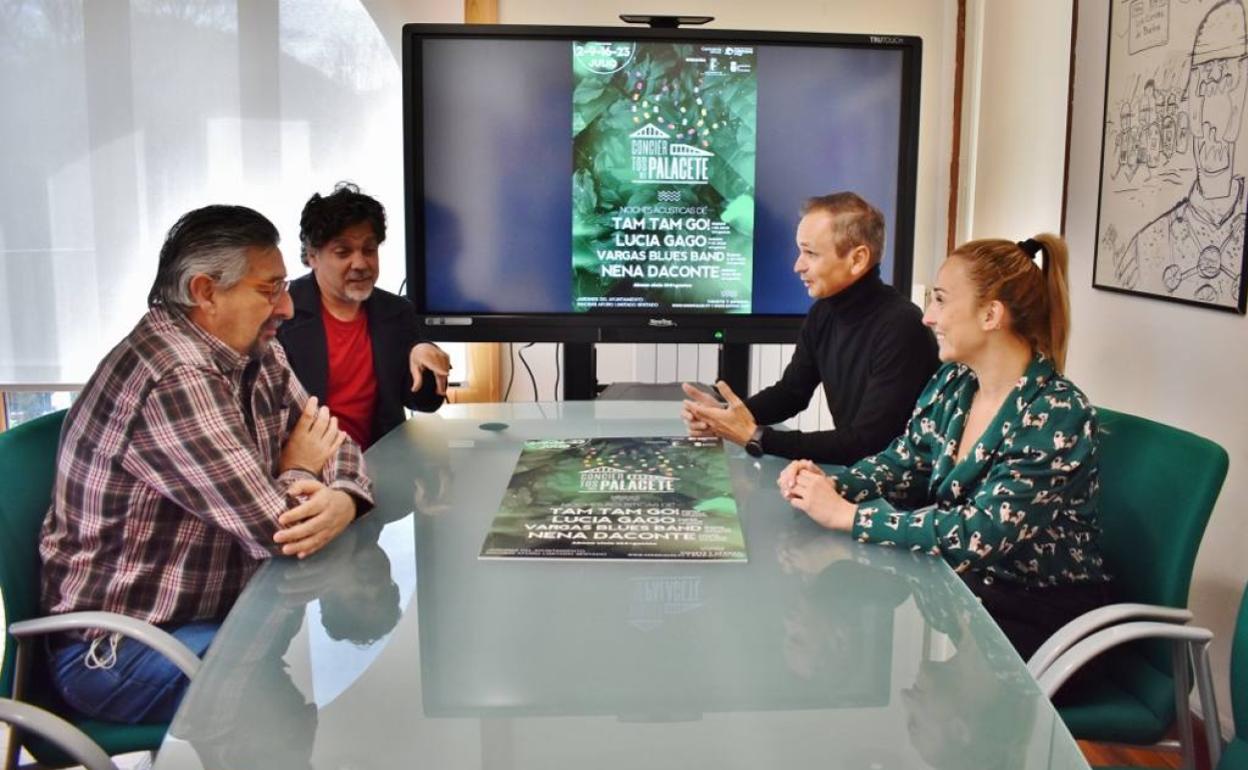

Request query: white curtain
[{"left": 0, "top": 0, "right": 462, "bottom": 386}]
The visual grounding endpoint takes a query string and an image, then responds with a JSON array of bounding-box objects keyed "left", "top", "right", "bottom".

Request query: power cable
[
  {"left": 553, "top": 343, "right": 562, "bottom": 401},
  {"left": 503, "top": 342, "right": 516, "bottom": 401},
  {"left": 517, "top": 343, "right": 539, "bottom": 402}
]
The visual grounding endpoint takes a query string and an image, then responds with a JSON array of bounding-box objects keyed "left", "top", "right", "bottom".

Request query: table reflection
[{"left": 156, "top": 403, "right": 1088, "bottom": 770}]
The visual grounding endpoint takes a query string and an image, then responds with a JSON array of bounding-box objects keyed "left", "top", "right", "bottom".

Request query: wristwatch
[{"left": 744, "top": 426, "right": 766, "bottom": 458}]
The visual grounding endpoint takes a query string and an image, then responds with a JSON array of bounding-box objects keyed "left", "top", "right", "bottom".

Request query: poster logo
[
  {"left": 580, "top": 466, "right": 676, "bottom": 493},
  {"left": 629, "top": 124, "right": 714, "bottom": 185}
]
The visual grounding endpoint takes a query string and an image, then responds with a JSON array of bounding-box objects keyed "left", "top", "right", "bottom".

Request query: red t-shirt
[{"left": 321, "top": 305, "right": 377, "bottom": 448}]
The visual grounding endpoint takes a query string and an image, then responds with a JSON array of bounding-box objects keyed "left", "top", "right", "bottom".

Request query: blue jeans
[{"left": 50, "top": 620, "right": 219, "bottom": 723}]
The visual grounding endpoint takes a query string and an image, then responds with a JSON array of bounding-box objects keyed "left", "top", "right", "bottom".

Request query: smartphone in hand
[{"left": 688, "top": 381, "right": 729, "bottom": 404}]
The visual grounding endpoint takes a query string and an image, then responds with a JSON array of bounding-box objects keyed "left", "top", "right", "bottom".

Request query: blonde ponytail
[
  {"left": 1033, "top": 233, "right": 1070, "bottom": 373},
  {"left": 951, "top": 232, "right": 1073, "bottom": 373}
]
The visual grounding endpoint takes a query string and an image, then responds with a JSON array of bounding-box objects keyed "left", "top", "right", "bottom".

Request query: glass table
[{"left": 154, "top": 400, "right": 1090, "bottom": 770}]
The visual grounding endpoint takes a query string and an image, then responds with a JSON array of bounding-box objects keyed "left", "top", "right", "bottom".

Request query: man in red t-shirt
[{"left": 278, "top": 183, "right": 449, "bottom": 448}]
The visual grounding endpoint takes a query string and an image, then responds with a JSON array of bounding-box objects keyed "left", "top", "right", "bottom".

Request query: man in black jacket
[
  {"left": 279, "top": 183, "right": 447, "bottom": 449},
  {"left": 682, "top": 192, "right": 937, "bottom": 464}
]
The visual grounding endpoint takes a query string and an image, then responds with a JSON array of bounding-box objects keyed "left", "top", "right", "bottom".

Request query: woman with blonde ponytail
[{"left": 777, "top": 233, "right": 1114, "bottom": 659}]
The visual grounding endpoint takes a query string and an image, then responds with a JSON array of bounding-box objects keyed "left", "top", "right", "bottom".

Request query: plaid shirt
[{"left": 40, "top": 306, "right": 374, "bottom": 633}]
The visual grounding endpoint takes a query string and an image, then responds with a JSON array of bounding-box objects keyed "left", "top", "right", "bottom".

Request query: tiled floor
[
  {"left": 1078, "top": 740, "right": 1184, "bottom": 768},
  {"left": 1078, "top": 737, "right": 1216, "bottom": 770}
]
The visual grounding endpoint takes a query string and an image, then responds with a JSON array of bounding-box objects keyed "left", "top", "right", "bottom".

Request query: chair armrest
[
  {"left": 1026, "top": 603, "right": 1192, "bottom": 678},
  {"left": 10, "top": 611, "right": 201, "bottom": 679},
  {"left": 1035, "top": 621, "right": 1213, "bottom": 698},
  {"left": 0, "top": 697, "right": 119, "bottom": 770}
]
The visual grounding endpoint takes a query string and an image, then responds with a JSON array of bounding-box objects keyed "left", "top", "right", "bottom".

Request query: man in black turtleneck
[{"left": 682, "top": 192, "right": 938, "bottom": 464}]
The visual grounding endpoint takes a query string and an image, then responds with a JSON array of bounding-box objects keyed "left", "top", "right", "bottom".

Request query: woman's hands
[{"left": 779, "top": 460, "right": 857, "bottom": 531}]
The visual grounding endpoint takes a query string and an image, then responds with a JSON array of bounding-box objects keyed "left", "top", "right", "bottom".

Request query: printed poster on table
[
  {"left": 571, "top": 41, "right": 758, "bottom": 313},
  {"left": 479, "top": 436, "right": 746, "bottom": 562}
]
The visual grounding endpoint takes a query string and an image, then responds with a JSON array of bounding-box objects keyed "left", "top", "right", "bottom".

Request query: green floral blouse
[{"left": 832, "top": 356, "right": 1111, "bottom": 587}]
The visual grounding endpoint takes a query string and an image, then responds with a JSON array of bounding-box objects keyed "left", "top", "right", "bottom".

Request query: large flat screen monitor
[{"left": 404, "top": 24, "right": 921, "bottom": 343}]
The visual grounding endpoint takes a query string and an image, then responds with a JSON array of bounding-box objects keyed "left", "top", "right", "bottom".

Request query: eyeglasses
[{"left": 238, "top": 277, "right": 290, "bottom": 305}]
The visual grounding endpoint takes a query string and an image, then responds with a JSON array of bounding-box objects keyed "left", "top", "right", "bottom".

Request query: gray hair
[{"left": 147, "top": 205, "right": 280, "bottom": 308}]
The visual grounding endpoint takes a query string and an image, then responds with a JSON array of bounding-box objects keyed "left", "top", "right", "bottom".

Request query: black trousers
[{"left": 960, "top": 572, "right": 1116, "bottom": 661}]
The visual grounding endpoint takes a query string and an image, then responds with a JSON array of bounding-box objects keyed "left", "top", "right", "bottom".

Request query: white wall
[
  {"left": 958, "top": 0, "right": 1073, "bottom": 241},
  {"left": 1067, "top": 0, "right": 1245, "bottom": 732},
  {"left": 400, "top": 0, "right": 462, "bottom": 23}
]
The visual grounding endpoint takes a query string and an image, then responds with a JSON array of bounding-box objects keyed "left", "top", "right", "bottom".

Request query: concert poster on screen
[
  {"left": 479, "top": 436, "right": 746, "bottom": 562},
  {"left": 570, "top": 41, "right": 758, "bottom": 313}
]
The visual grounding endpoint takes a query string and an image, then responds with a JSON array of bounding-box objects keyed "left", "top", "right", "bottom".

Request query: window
[
  {"left": 3, "top": 391, "right": 76, "bottom": 430},
  {"left": 0, "top": 1, "right": 414, "bottom": 389}
]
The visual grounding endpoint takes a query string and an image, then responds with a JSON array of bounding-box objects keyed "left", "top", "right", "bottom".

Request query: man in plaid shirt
[{"left": 39, "top": 204, "right": 374, "bottom": 724}]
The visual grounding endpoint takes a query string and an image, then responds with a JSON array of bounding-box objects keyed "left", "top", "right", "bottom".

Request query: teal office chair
[
  {"left": 1026, "top": 407, "right": 1229, "bottom": 769},
  {"left": 0, "top": 410, "right": 201, "bottom": 770},
  {"left": 1218, "top": 586, "right": 1248, "bottom": 769},
  {"left": 1039, "top": 585, "right": 1248, "bottom": 770}
]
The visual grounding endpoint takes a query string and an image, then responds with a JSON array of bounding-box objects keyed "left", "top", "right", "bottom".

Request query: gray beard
[{"left": 344, "top": 284, "right": 375, "bottom": 303}]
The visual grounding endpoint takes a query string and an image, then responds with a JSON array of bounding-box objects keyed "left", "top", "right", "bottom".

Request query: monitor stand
[{"left": 561, "top": 342, "right": 750, "bottom": 401}]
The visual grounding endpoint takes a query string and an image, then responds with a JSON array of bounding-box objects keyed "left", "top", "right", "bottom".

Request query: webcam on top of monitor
[{"left": 619, "top": 14, "right": 715, "bottom": 28}]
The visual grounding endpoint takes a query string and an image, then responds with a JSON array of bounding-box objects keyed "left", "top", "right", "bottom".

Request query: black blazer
[{"left": 278, "top": 274, "right": 444, "bottom": 447}]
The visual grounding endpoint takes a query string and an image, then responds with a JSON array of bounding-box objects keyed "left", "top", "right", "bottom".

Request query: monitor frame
[{"left": 403, "top": 23, "right": 922, "bottom": 344}]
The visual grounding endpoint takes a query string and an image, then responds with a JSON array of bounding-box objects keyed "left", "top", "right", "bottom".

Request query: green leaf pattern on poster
[
  {"left": 721, "top": 194, "right": 755, "bottom": 238},
  {"left": 571, "top": 42, "right": 758, "bottom": 313}
]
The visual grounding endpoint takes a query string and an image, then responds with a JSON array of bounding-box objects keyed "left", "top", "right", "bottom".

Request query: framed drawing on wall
[{"left": 1094, "top": 0, "right": 1248, "bottom": 314}]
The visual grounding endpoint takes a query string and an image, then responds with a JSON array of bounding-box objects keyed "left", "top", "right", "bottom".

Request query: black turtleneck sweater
[{"left": 744, "top": 268, "right": 939, "bottom": 464}]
